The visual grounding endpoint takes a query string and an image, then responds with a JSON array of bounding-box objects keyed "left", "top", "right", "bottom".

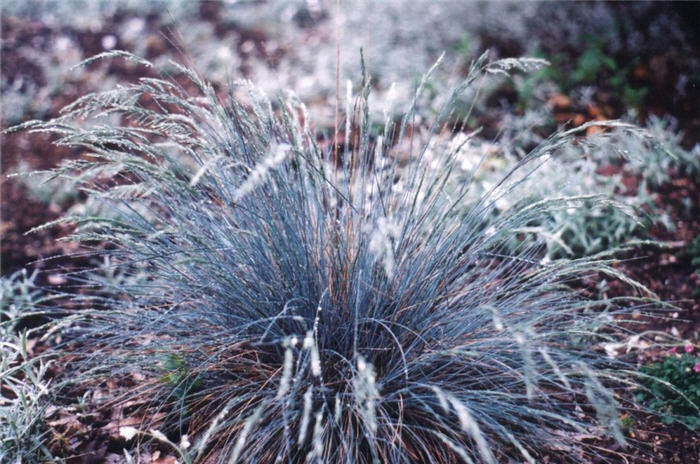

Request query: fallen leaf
[{"left": 550, "top": 94, "right": 572, "bottom": 109}]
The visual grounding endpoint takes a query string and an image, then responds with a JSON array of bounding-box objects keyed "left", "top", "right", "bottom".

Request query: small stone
[
  {"left": 119, "top": 426, "right": 139, "bottom": 441},
  {"left": 101, "top": 35, "right": 117, "bottom": 50}
]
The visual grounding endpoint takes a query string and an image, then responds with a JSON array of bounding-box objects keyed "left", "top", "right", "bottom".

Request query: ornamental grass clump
[{"left": 17, "top": 51, "right": 658, "bottom": 462}]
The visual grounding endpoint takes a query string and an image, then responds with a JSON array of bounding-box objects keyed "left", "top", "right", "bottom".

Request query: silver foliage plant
[
  {"left": 423, "top": 129, "right": 678, "bottom": 260},
  {"left": 17, "top": 52, "right": 658, "bottom": 463},
  {"left": 0, "top": 270, "right": 61, "bottom": 463}
]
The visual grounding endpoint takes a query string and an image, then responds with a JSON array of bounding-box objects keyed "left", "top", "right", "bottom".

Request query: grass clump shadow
[{"left": 11, "top": 50, "right": 667, "bottom": 463}]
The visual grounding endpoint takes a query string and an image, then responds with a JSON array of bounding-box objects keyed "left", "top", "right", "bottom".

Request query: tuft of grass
[{"left": 16, "top": 51, "right": 664, "bottom": 462}]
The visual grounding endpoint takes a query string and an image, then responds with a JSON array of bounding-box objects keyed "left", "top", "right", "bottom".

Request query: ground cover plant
[
  {"left": 4, "top": 49, "right": 682, "bottom": 463},
  {"left": 423, "top": 128, "right": 681, "bottom": 260},
  {"left": 636, "top": 346, "right": 700, "bottom": 431},
  {"left": 0, "top": 269, "right": 59, "bottom": 462}
]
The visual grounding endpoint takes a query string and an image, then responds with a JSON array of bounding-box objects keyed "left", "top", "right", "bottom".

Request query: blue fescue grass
[{"left": 13, "top": 51, "right": 664, "bottom": 463}]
